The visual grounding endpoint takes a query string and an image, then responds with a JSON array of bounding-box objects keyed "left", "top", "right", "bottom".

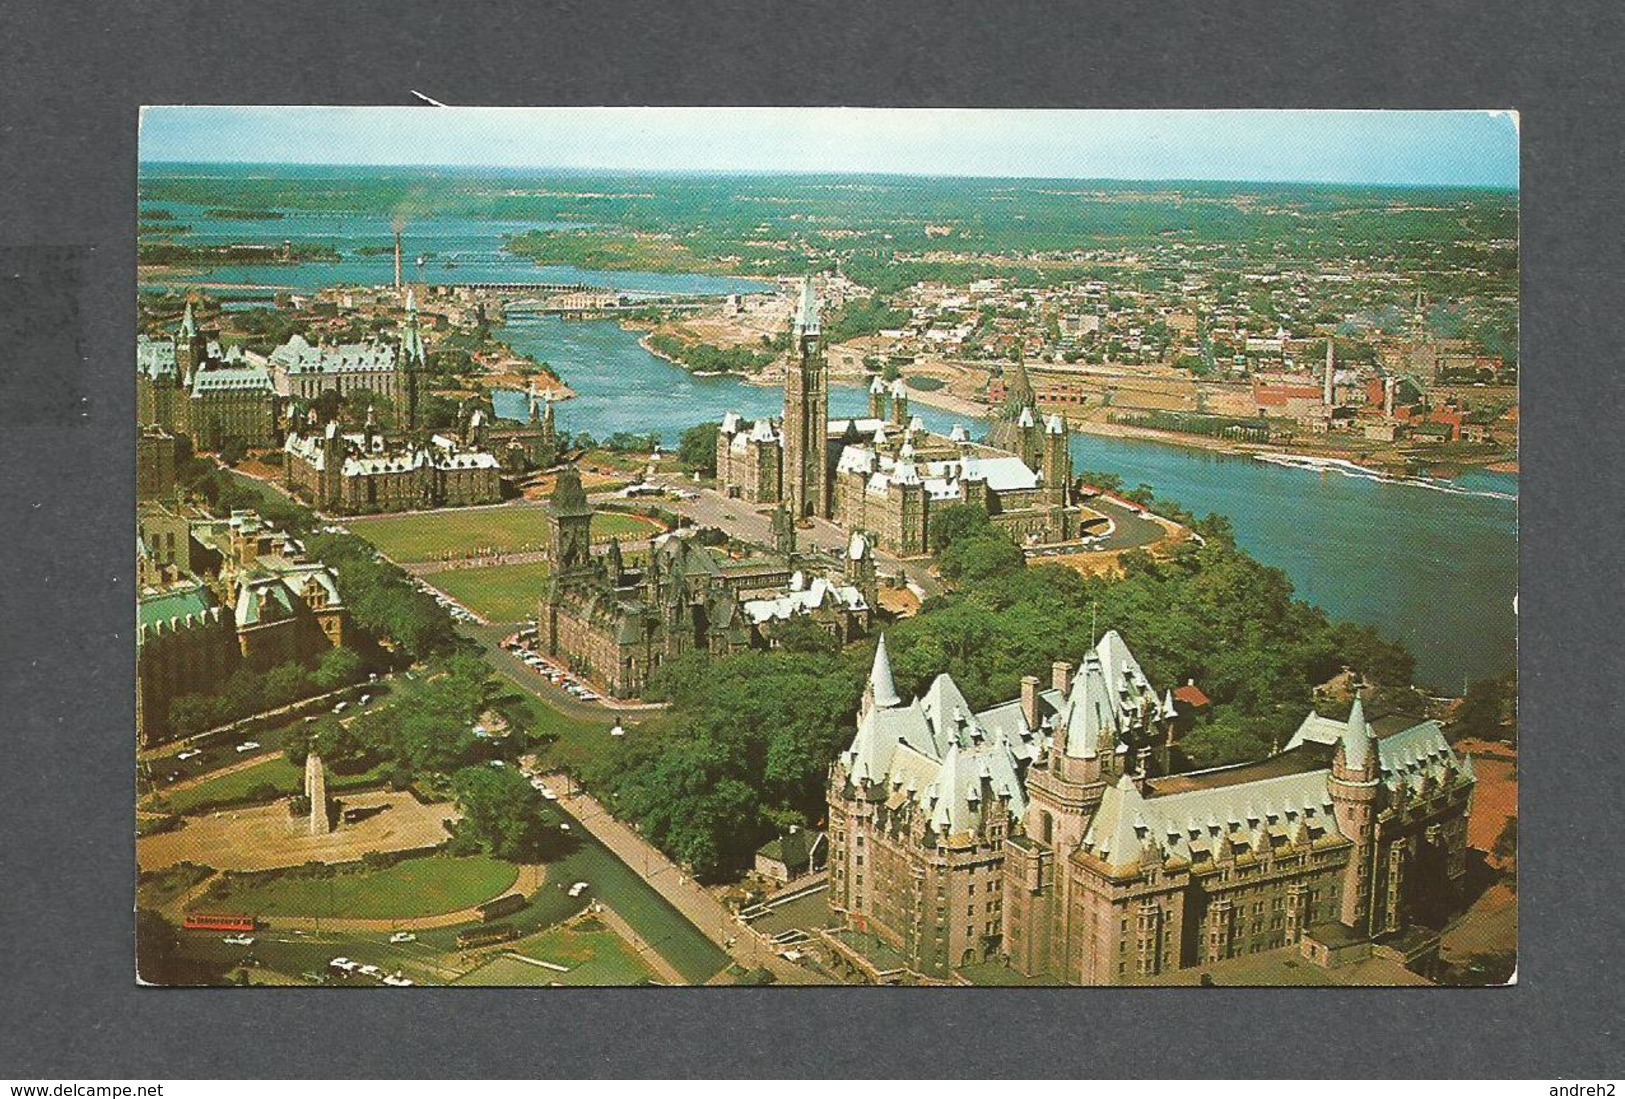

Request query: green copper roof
[{"left": 138, "top": 584, "right": 214, "bottom": 629}]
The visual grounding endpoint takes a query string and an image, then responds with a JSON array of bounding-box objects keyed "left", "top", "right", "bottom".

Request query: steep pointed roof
[
  {"left": 869, "top": 634, "right": 901, "bottom": 709},
  {"left": 1005, "top": 348, "right": 1035, "bottom": 409},
  {"left": 180, "top": 299, "right": 198, "bottom": 338},
  {"left": 1342, "top": 695, "right": 1372, "bottom": 770},
  {"left": 869, "top": 374, "right": 887, "bottom": 394},
  {"left": 794, "top": 276, "right": 820, "bottom": 338}
]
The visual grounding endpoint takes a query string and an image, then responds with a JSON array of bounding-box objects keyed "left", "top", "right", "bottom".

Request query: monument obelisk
[{"left": 304, "top": 751, "right": 331, "bottom": 836}]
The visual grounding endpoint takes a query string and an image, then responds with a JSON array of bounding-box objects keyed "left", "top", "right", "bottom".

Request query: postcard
[{"left": 135, "top": 107, "right": 1517, "bottom": 987}]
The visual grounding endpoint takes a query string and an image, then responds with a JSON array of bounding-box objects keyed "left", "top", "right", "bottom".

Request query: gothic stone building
[
  {"left": 539, "top": 468, "right": 876, "bottom": 698},
  {"left": 137, "top": 301, "right": 279, "bottom": 452},
  {"left": 462, "top": 383, "right": 560, "bottom": 475},
  {"left": 826, "top": 633, "right": 1475, "bottom": 984},
  {"left": 136, "top": 509, "right": 349, "bottom": 744},
  {"left": 282, "top": 417, "right": 502, "bottom": 514},
  {"left": 266, "top": 287, "right": 427, "bottom": 428},
  {"left": 717, "top": 280, "right": 1083, "bottom": 556}
]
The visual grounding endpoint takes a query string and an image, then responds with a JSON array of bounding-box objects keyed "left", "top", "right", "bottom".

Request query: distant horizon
[
  {"left": 138, "top": 158, "right": 1519, "bottom": 192},
  {"left": 139, "top": 107, "right": 1520, "bottom": 188}
]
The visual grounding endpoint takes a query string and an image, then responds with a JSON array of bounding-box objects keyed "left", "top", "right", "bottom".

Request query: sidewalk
[{"left": 538, "top": 772, "right": 824, "bottom": 985}]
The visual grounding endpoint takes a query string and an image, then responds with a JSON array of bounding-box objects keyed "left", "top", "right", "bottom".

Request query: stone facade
[
  {"left": 283, "top": 419, "right": 502, "bottom": 514},
  {"left": 136, "top": 509, "right": 351, "bottom": 744},
  {"left": 137, "top": 303, "right": 279, "bottom": 452},
  {"left": 137, "top": 427, "right": 180, "bottom": 501},
  {"left": 718, "top": 282, "right": 1082, "bottom": 556},
  {"left": 540, "top": 470, "right": 874, "bottom": 698},
  {"left": 826, "top": 633, "right": 1475, "bottom": 985}
]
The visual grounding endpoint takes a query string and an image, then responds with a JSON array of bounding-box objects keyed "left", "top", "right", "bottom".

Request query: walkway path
[
  {"left": 537, "top": 772, "right": 823, "bottom": 985},
  {"left": 591, "top": 903, "right": 687, "bottom": 986}
]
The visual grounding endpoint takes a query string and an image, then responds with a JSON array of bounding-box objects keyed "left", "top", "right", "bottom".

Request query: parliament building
[
  {"left": 717, "top": 280, "right": 1086, "bottom": 556},
  {"left": 537, "top": 468, "right": 877, "bottom": 699},
  {"left": 824, "top": 633, "right": 1475, "bottom": 985}
]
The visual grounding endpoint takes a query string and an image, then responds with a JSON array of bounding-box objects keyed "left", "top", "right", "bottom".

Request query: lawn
[
  {"left": 155, "top": 755, "right": 390, "bottom": 815},
  {"left": 511, "top": 922, "right": 657, "bottom": 986},
  {"left": 426, "top": 560, "right": 553, "bottom": 624},
  {"left": 347, "top": 505, "right": 664, "bottom": 563},
  {"left": 194, "top": 854, "right": 520, "bottom": 920}
]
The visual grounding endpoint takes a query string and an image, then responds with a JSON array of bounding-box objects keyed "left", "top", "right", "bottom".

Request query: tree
[
  {"left": 1492, "top": 815, "right": 1518, "bottom": 890},
  {"left": 941, "top": 532, "right": 1026, "bottom": 583},
  {"left": 450, "top": 765, "right": 551, "bottom": 861},
  {"left": 315, "top": 646, "right": 364, "bottom": 691},
  {"left": 168, "top": 694, "right": 222, "bottom": 739},
  {"left": 929, "top": 503, "right": 993, "bottom": 557},
  {"left": 263, "top": 662, "right": 316, "bottom": 708},
  {"left": 678, "top": 421, "right": 721, "bottom": 476}
]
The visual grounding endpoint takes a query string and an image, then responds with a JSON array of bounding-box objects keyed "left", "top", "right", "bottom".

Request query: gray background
[{"left": 0, "top": 0, "right": 1608, "bottom": 1079}]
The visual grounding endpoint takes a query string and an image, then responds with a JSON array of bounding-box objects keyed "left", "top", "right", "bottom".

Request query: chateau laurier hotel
[{"left": 825, "top": 634, "right": 1475, "bottom": 985}]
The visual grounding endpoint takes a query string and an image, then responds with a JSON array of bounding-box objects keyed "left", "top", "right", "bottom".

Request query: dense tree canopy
[
  {"left": 678, "top": 421, "right": 720, "bottom": 476},
  {"left": 571, "top": 501, "right": 1418, "bottom": 880},
  {"left": 451, "top": 764, "right": 555, "bottom": 862}
]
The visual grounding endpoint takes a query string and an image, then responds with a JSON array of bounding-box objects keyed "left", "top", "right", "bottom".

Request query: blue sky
[{"left": 140, "top": 107, "right": 1518, "bottom": 187}]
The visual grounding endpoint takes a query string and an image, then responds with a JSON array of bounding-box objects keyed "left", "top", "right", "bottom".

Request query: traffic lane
[
  {"left": 458, "top": 621, "right": 619, "bottom": 722},
  {"left": 643, "top": 481, "right": 946, "bottom": 597},
  {"left": 1089, "top": 497, "right": 1169, "bottom": 550}
]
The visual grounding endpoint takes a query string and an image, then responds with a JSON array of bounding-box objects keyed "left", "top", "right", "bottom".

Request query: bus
[
  {"left": 476, "top": 893, "right": 526, "bottom": 923},
  {"left": 183, "top": 913, "right": 257, "bottom": 933},
  {"left": 457, "top": 924, "right": 517, "bottom": 949}
]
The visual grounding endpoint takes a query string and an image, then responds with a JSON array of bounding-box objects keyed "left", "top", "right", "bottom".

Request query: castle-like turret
[
  {"left": 862, "top": 633, "right": 902, "bottom": 716},
  {"left": 1329, "top": 694, "right": 1382, "bottom": 931}
]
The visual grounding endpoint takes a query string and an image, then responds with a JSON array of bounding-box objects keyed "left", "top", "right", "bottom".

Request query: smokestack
[
  {"left": 394, "top": 229, "right": 403, "bottom": 291},
  {"left": 1384, "top": 376, "right": 1396, "bottom": 419},
  {"left": 1323, "top": 339, "right": 1335, "bottom": 409}
]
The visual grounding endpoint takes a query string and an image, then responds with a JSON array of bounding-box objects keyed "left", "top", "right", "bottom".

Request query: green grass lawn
[
  {"left": 512, "top": 922, "right": 656, "bottom": 985},
  {"left": 347, "top": 507, "right": 548, "bottom": 563},
  {"left": 194, "top": 854, "right": 520, "bottom": 920},
  {"left": 347, "top": 506, "right": 663, "bottom": 563},
  {"left": 426, "top": 560, "right": 553, "bottom": 623},
  {"left": 155, "top": 756, "right": 390, "bottom": 816}
]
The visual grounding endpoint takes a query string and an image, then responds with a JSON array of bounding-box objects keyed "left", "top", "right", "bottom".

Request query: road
[
  {"left": 642, "top": 478, "right": 946, "bottom": 598},
  {"left": 536, "top": 772, "right": 827, "bottom": 985}
]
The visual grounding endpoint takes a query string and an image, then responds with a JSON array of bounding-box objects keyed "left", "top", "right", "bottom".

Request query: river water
[
  {"left": 489, "top": 315, "right": 1516, "bottom": 693},
  {"left": 140, "top": 208, "right": 1516, "bottom": 691}
]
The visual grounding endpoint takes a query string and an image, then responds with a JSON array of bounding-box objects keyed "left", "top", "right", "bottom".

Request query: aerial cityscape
[{"left": 135, "top": 108, "right": 1517, "bottom": 988}]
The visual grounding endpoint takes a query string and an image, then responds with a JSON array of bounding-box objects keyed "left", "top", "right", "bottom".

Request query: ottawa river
[
  {"left": 144, "top": 216, "right": 1516, "bottom": 692},
  {"left": 490, "top": 314, "right": 1517, "bottom": 693}
]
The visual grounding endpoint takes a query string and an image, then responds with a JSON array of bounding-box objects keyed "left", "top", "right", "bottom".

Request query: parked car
[
  {"left": 389, "top": 931, "right": 416, "bottom": 944},
  {"left": 568, "top": 882, "right": 590, "bottom": 898},
  {"left": 235, "top": 741, "right": 261, "bottom": 753},
  {"left": 329, "top": 957, "right": 359, "bottom": 973},
  {"left": 176, "top": 749, "right": 202, "bottom": 761},
  {"left": 222, "top": 934, "right": 255, "bottom": 946},
  {"left": 358, "top": 964, "right": 382, "bottom": 978},
  {"left": 333, "top": 701, "right": 349, "bottom": 714}
]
